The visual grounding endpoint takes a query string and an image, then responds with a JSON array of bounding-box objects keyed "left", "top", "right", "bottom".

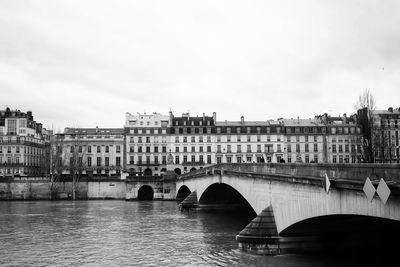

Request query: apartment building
[
  {"left": 0, "top": 108, "right": 51, "bottom": 177},
  {"left": 56, "top": 127, "right": 124, "bottom": 176}
]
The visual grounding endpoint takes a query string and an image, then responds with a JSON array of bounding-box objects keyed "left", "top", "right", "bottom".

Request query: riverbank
[{"left": 0, "top": 177, "right": 177, "bottom": 201}]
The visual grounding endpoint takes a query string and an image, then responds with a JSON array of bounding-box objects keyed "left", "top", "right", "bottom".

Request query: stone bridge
[{"left": 176, "top": 163, "right": 400, "bottom": 254}]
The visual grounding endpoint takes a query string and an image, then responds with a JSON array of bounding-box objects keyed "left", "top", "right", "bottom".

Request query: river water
[{"left": 0, "top": 201, "right": 382, "bottom": 266}]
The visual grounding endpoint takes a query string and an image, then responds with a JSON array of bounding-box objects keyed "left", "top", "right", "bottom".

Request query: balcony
[{"left": 135, "top": 161, "right": 163, "bottom": 166}]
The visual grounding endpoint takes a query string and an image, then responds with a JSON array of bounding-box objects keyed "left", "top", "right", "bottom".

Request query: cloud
[{"left": 1, "top": 0, "right": 400, "bottom": 130}]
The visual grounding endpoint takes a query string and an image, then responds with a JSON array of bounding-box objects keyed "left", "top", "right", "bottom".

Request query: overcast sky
[{"left": 1, "top": 0, "right": 399, "bottom": 132}]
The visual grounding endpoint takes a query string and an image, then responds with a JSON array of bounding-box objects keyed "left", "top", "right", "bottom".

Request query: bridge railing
[{"left": 178, "top": 163, "right": 400, "bottom": 184}]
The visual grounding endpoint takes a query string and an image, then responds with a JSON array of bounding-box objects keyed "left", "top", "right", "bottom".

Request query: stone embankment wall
[
  {"left": 0, "top": 178, "right": 125, "bottom": 200},
  {"left": 0, "top": 177, "right": 176, "bottom": 200}
]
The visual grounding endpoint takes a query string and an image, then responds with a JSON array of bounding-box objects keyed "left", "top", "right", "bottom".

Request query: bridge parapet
[{"left": 179, "top": 163, "right": 400, "bottom": 184}]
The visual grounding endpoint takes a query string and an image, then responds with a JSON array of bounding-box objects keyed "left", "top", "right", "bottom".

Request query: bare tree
[
  {"left": 67, "top": 134, "right": 87, "bottom": 200},
  {"left": 46, "top": 135, "right": 65, "bottom": 199},
  {"left": 355, "top": 89, "right": 377, "bottom": 163}
]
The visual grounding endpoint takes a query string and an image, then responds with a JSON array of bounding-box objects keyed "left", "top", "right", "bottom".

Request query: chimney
[
  {"left": 212, "top": 112, "right": 216, "bottom": 122},
  {"left": 388, "top": 107, "right": 393, "bottom": 112},
  {"left": 343, "top": 113, "right": 347, "bottom": 124},
  {"left": 241, "top": 116, "right": 244, "bottom": 124},
  {"left": 203, "top": 113, "right": 205, "bottom": 121},
  {"left": 297, "top": 116, "right": 300, "bottom": 124}
]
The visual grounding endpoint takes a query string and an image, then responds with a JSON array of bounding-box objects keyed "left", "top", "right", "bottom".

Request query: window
[
  {"left": 146, "top": 146, "right": 151, "bottom": 153},
  {"left": 237, "top": 145, "right": 241, "bottom": 153},
  {"left": 191, "top": 155, "right": 195, "bottom": 162},
  {"left": 305, "top": 144, "right": 309, "bottom": 152},
  {"left": 207, "top": 155, "right": 212, "bottom": 164},
  {"left": 217, "top": 145, "right": 221, "bottom": 153},
  {"left": 277, "top": 144, "right": 281, "bottom": 152},
  {"left": 207, "top": 146, "right": 211, "bottom": 152},
  {"left": 183, "top": 155, "right": 188, "bottom": 163},
  {"left": 116, "top": 157, "right": 121, "bottom": 167},
  {"left": 314, "top": 143, "right": 318, "bottom": 152},
  {"left": 97, "top": 157, "right": 101, "bottom": 166},
  {"left": 227, "top": 156, "right": 232, "bottom": 163},
  {"left": 105, "top": 157, "right": 109, "bottom": 166},
  {"left": 116, "top": 145, "right": 121, "bottom": 153},
  {"left": 246, "top": 156, "right": 252, "bottom": 162},
  {"left": 191, "top": 146, "right": 195, "bottom": 152},
  {"left": 183, "top": 147, "right": 187, "bottom": 152},
  {"left": 175, "top": 156, "right": 180, "bottom": 164},
  {"left": 162, "top": 146, "right": 167, "bottom": 153},
  {"left": 191, "top": 136, "right": 195, "bottom": 143},
  {"left": 175, "top": 147, "right": 179, "bottom": 153},
  {"left": 154, "top": 147, "right": 158, "bottom": 153},
  {"left": 199, "top": 146, "right": 203, "bottom": 152},
  {"left": 247, "top": 145, "right": 251, "bottom": 153},
  {"left": 296, "top": 144, "right": 300, "bottom": 152},
  {"left": 183, "top": 137, "right": 187, "bottom": 143},
  {"left": 97, "top": 146, "right": 101, "bottom": 153},
  {"left": 87, "top": 157, "right": 92, "bottom": 167},
  {"left": 199, "top": 155, "right": 203, "bottom": 163},
  {"left": 88, "top": 146, "right": 92, "bottom": 153},
  {"left": 105, "top": 146, "right": 109, "bottom": 153},
  {"left": 217, "top": 157, "right": 222, "bottom": 164},
  {"left": 78, "top": 146, "right": 82, "bottom": 153},
  {"left": 237, "top": 156, "right": 242, "bottom": 163},
  {"left": 207, "top": 136, "right": 211, "bottom": 142},
  {"left": 332, "top": 145, "right": 337, "bottom": 153},
  {"left": 247, "top": 135, "right": 251, "bottom": 142},
  {"left": 70, "top": 146, "right": 74, "bottom": 153}
]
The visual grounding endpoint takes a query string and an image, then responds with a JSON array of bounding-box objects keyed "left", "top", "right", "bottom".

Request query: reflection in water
[{"left": 0, "top": 201, "right": 392, "bottom": 267}]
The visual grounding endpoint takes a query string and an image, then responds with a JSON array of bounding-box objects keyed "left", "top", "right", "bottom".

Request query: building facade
[
  {"left": 55, "top": 127, "right": 125, "bottom": 177},
  {"left": 0, "top": 108, "right": 51, "bottom": 177},
  {"left": 51, "top": 110, "right": 369, "bottom": 179},
  {"left": 373, "top": 108, "right": 400, "bottom": 163}
]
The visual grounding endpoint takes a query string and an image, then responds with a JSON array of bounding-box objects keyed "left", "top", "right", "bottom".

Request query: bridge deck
[{"left": 178, "top": 163, "right": 400, "bottom": 194}]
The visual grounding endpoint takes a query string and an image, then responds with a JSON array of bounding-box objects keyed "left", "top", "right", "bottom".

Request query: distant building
[
  {"left": 0, "top": 108, "right": 51, "bottom": 177},
  {"left": 124, "top": 112, "right": 170, "bottom": 177},
  {"left": 170, "top": 112, "right": 216, "bottom": 175},
  {"left": 55, "top": 127, "right": 124, "bottom": 177},
  {"left": 283, "top": 114, "right": 362, "bottom": 164},
  {"left": 52, "top": 109, "right": 371, "bottom": 180},
  {"left": 373, "top": 107, "right": 400, "bottom": 163}
]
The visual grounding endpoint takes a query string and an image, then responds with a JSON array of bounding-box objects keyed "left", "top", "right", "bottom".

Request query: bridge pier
[{"left": 236, "top": 206, "right": 281, "bottom": 255}]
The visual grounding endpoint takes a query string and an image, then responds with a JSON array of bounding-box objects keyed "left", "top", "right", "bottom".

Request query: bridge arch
[
  {"left": 138, "top": 185, "right": 154, "bottom": 200},
  {"left": 199, "top": 183, "right": 257, "bottom": 215},
  {"left": 176, "top": 185, "right": 191, "bottom": 201}
]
